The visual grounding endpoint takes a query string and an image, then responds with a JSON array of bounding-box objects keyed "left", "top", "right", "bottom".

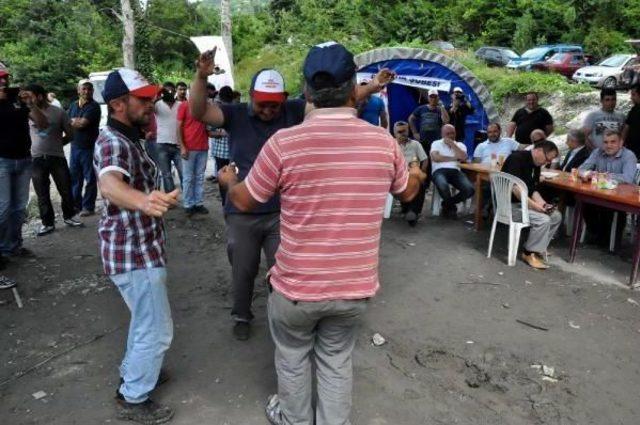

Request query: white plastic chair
[
  {"left": 383, "top": 193, "right": 394, "bottom": 219},
  {"left": 487, "top": 172, "right": 530, "bottom": 266},
  {"left": 609, "top": 164, "right": 640, "bottom": 251},
  {"left": 430, "top": 186, "right": 473, "bottom": 216}
]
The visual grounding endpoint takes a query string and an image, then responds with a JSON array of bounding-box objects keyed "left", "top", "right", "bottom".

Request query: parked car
[
  {"left": 475, "top": 46, "right": 519, "bottom": 67},
  {"left": 506, "top": 44, "right": 582, "bottom": 70},
  {"left": 572, "top": 54, "right": 637, "bottom": 89},
  {"left": 428, "top": 40, "right": 455, "bottom": 51},
  {"left": 531, "top": 52, "right": 591, "bottom": 78}
]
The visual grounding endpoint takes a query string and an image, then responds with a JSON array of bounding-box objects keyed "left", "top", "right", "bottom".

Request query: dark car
[
  {"left": 475, "top": 47, "right": 519, "bottom": 67},
  {"left": 531, "top": 52, "right": 591, "bottom": 78}
]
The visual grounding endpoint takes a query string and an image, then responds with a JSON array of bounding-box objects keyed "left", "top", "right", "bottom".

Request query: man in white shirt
[
  {"left": 473, "top": 122, "right": 522, "bottom": 164},
  {"left": 430, "top": 124, "right": 474, "bottom": 218},
  {"left": 155, "top": 82, "right": 183, "bottom": 193}
]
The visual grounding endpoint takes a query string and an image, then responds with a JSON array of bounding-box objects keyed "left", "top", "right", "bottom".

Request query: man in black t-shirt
[
  {"left": 448, "top": 87, "right": 474, "bottom": 142},
  {"left": 622, "top": 84, "right": 640, "bottom": 160},
  {"left": 0, "top": 66, "right": 48, "bottom": 272},
  {"left": 507, "top": 92, "right": 554, "bottom": 145},
  {"left": 500, "top": 141, "right": 561, "bottom": 270}
]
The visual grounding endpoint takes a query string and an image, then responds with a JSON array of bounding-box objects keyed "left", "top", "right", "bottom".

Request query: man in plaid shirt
[
  {"left": 94, "top": 69, "right": 179, "bottom": 425},
  {"left": 207, "top": 86, "right": 233, "bottom": 205}
]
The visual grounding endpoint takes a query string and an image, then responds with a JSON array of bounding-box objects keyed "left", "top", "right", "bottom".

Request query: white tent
[{"left": 190, "top": 36, "right": 235, "bottom": 90}]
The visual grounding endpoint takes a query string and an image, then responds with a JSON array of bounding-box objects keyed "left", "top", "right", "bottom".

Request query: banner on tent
[{"left": 357, "top": 72, "right": 451, "bottom": 92}]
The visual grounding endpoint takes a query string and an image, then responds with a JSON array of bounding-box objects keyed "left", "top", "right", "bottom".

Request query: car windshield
[
  {"left": 548, "top": 53, "right": 566, "bottom": 63},
  {"left": 91, "top": 79, "right": 106, "bottom": 104},
  {"left": 598, "top": 55, "right": 629, "bottom": 67},
  {"left": 521, "top": 47, "right": 548, "bottom": 59},
  {"left": 504, "top": 49, "right": 519, "bottom": 58}
]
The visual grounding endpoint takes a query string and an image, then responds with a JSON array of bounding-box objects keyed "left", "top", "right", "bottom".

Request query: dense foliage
[{"left": 1, "top": 0, "right": 638, "bottom": 102}]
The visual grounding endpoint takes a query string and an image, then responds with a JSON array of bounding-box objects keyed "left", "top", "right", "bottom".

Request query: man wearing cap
[
  {"left": 69, "top": 80, "right": 102, "bottom": 216},
  {"left": 448, "top": 87, "right": 474, "bottom": 143},
  {"left": 94, "top": 68, "right": 179, "bottom": 424},
  {"left": 0, "top": 64, "right": 48, "bottom": 272},
  {"left": 217, "top": 41, "right": 425, "bottom": 425},
  {"left": 190, "top": 46, "right": 396, "bottom": 341}
]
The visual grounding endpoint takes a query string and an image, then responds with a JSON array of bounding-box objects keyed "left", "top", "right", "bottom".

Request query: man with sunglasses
[
  {"left": 501, "top": 140, "right": 562, "bottom": 269},
  {"left": 94, "top": 69, "right": 180, "bottom": 424},
  {"left": 190, "top": 47, "right": 395, "bottom": 341}
]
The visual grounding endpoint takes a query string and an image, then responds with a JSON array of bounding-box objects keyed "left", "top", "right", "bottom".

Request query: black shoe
[
  {"left": 184, "top": 207, "right": 195, "bottom": 217},
  {"left": 193, "top": 205, "right": 209, "bottom": 215},
  {"left": 11, "top": 247, "right": 35, "bottom": 258},
  {"left": 37, "top": 224, "right": 55, "bottom": 236},
  {"left": 233, "top": 322, "right": 250, "bottom": 341},
  {"left": 115, "top": 392, "right": 174, "bottom": 425},
  {"left": 63, "top": 217, "right": 84, "bottom": 227}
]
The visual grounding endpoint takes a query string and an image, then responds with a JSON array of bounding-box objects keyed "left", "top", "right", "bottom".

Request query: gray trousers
[
  {"left": 268, "top": 289, "right": 368, "bottom": 425},
  {"left": 225, "top": 212, "right": 280, "bottom": 321},
  {"left": 513, "top": 206, "right": 562, "bottom": 253}
]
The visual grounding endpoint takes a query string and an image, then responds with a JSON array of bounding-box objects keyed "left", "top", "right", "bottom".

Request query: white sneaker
[
  {"left": 36, "top": 225, "right": 55, "bottom": 236},
  {"left": 63, "top": 217, "right": 83, "bottom": 227}
]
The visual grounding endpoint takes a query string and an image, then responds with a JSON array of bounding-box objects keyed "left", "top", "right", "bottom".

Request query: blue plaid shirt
[{"left": 209, "top": 126, "right": 229, "bottom": 159}]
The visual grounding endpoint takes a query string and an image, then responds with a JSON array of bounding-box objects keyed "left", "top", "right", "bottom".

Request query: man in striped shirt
[{"left": 218, "top": 42, "right": 425, "bottom": 425}]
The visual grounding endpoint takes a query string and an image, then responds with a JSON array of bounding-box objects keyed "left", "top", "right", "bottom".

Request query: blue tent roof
[{"left": 355, "top": 47, "right": 499, "bottom": 153}]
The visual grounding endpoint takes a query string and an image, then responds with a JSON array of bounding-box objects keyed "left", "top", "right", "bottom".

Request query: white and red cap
[
  {"left": 102, "top": 68, "right": 161, "bottom": 103},
  {"left": 250, "top": 69, "right": 287, "bottom": 103},
  {"left": 428, "top": 88, "right": 439, "bottom": 96},
  {"left": 453, "top": 86, "right": 464, "bottom": 93}
]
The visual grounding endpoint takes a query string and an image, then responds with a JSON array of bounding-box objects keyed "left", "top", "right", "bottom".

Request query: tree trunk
[
  {"left": 221, "top": 0, "right": 233, "bottom": 69},
  {"left": 120, "top": 0, "right": 135, "bottom": 69}
]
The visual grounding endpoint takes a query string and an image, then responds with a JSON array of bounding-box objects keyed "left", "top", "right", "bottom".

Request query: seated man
[
  {"left": 559, "top": 130, "right": 590, "bottom": 172},
  {"left": 501, "top": 141, "right": 562, "bottom": 269},
  {"left": 578, "top": 129, "right": 638, "bottom": 247},
  {"left": 430, "top": 124, "right": 474, "bottom": 218},
  {"left": 473, "top": 122, "right": 523, "bottom": 164},
  {"left": 394, "top": 121, "right": 428, "bottom": 226}
]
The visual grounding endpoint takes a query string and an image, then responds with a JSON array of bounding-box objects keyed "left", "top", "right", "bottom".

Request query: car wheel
[{"left": 603, "top": 77, "right": 617, "bottom": 89}]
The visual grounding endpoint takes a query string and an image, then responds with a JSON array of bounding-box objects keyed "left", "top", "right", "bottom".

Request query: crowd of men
[{"left": 1, "top": 43, "right": 640, "bottom": 424}]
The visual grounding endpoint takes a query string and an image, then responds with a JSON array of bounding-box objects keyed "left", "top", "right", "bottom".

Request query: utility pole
[{"left": 221, "top": 0, "right": 233, "bottom": 71}]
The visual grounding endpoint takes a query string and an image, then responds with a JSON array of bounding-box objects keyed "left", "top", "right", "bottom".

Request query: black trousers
[
  {"left": 32, "top": 155, "right": 76, "bottom": 226},
  {"left": 401, "top": 183, "right": 426, "bottom": 215},
  {"left": 583, "top": 205, "right": 626, "bottom": 247},
  {"left": 215, "top": 157, "right": 230, "bottom": 206}
]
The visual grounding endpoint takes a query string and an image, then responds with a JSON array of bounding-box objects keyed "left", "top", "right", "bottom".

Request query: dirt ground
[{"left": 1, "top": 181, "right": 640, "bottom": 425}]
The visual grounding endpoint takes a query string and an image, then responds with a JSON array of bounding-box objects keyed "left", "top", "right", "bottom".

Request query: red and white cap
[
  {"left": 102, "top": 68, "right": 161, "bottom": 102},
  {"left": 428, "top": 88, "right": 439, "bottom": 96},
  {"left": 250, "top": 69, "right": 287, "bottom": 103}
]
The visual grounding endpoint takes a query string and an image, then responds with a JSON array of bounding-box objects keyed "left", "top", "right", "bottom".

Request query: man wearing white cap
[
  {"left": 94, "top": 68, "right": 179, "bottom": 424},
  {"left": 448, "top": 86, "right": 474, "bottom": 142},
  {"left": 190, "top": 47, "right": 396, "bottom": 341}
]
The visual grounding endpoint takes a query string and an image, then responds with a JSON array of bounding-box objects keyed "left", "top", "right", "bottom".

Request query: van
[{"left": 506, "top": 44, "right": 583, "bottom": 71}]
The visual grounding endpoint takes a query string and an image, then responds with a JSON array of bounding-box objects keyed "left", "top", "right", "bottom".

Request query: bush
[{"left": 584, "top": 28, "right": 633, "bottom": 59}]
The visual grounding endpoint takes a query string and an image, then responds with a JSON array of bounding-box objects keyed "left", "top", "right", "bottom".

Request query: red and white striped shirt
[{"left": 245, "top": 108, "right": 409, "bottom": 301}]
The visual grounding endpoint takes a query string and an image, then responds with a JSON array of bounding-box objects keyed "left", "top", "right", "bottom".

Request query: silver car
[{"left": 572, "top": 54, "right": 637, "bottom": 89}]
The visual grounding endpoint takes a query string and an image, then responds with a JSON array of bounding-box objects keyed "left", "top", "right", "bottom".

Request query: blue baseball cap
[
  {"left": 303, "top": 41, "right": 356, "bottom": 90},
  {"left": 102, "top": 68, "right": 161, "bottom": 103}
]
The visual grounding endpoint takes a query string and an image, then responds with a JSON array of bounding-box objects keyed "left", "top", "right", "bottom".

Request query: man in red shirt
[
  {"left": 177, "top": 99, "right": 209, "bottom": 216},
  {"left": 219, "top": 41, "right": 425, "bottom": 425}
]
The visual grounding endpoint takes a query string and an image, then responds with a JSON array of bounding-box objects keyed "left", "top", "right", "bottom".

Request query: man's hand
[
  {"left": 530, "top": 201, "right": 547, "bottom": 213},
  {"left": 195, "top": 47, "right": 218, "bottom": 79},
  {"left": 372, "top": 68, "right": 396, "bottom": 89},
  {"left": 180, "top": 146, "right": 188, "bottom": 160},
  {"left": 218, "top": 162, "right": 239, "bottom": 189},
  {"left": 141, "top": 189, "right": 180, "bottom": 217},
  {"left": 409, "top": 162, "right": 427, "bottom": 183}
]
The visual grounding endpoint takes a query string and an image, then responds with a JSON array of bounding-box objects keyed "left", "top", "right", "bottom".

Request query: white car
[
  {"left": 572, "top": 54, "right": 637, "bottom": 89},
  {"left": 88, "top": 71, "right": 111, "bottom": 129}
]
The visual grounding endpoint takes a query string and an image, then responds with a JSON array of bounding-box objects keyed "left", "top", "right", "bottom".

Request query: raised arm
[{"left": 190, "top": 48, "right": 225, "bottom": 126}]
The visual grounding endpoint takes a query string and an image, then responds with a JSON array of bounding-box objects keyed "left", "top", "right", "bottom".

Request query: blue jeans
[
  {"left": 155, "top": 143, "right": 183, "bottom": 193},
  {"left": 70, "top": 146, "right": 97, "bottom": 212},
  {"left": 181, "top": 150, "right": 207, "bottom": 208},
  {"left": 0, "top": 158, "right": 32, "bottom": 255},
  {"left": 432, "top": 168, "right": 475, "bottom": 209},
  {"left": 110, "top": 267, "right": 173, "bottom": 403}
]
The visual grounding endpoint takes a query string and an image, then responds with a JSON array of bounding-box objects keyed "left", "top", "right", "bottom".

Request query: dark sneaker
[
  {"left": 233, "top": 321, "right": 250, "bottom": 341},
  {"left": 0, "top": 275, "right": 16, "bottom": 289},
  {"left": 11, "top": 247, "right": 35, "bottom": 258},
  {"left": 265, "top": 394, "right": 284, "bottom": 425},
  {"left": 193, "top": 205, "right": 209, "bottom": 215},
  {"left": 406, "top": 211, "right": 418, "bottom": 227},
  {"left": 115, "top": 392, "right": 174, "bottom": 425},
  {"left": 63, "top": 217, "right": 84, "bottom": 227},
  {"left": 37, "top": 225, "right": 55, "bottom": 236},
  {"left": 79, "top": 209, "right": 95, "bottom": 217},
  {"left": 184, "top": 207, "right": 195, "bottom": 217}
]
